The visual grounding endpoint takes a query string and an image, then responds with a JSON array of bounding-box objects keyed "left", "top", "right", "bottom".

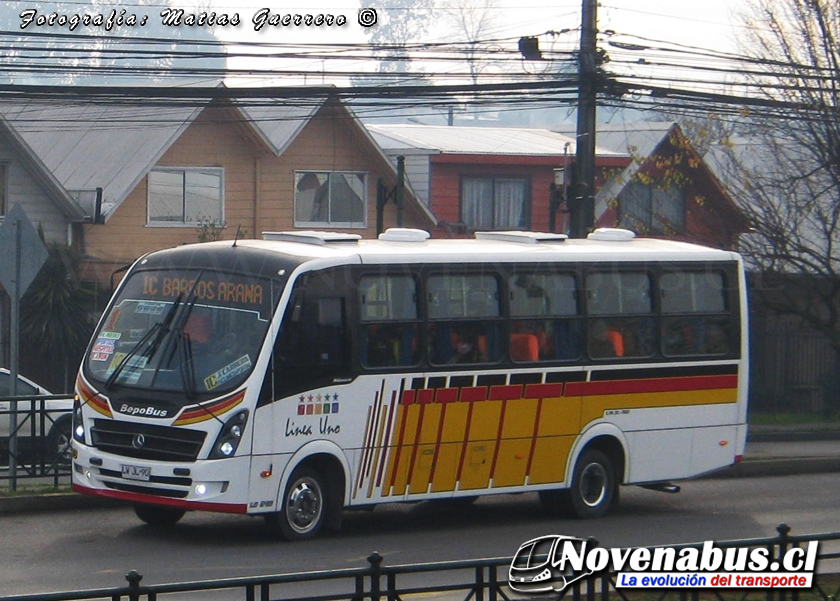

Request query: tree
[
  {"left": 19, "top": 243, "right": 96, "bottom": 393},
  {"left": 359, "top": 0, "right": 435, "bottom": 83},
  {"left": 439, "top": 0, "right": 499, "bottom": 85},
  {"left": 714, "top": 0, "right": 840, "bottom": 353},
  {"left": 1, "top": 0, "right": 225, "bottom": 86}
]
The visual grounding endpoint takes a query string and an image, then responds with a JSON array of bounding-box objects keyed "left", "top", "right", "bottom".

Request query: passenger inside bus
[
  {"left": 363, "top": 324, "right": 418, "bottom": 367},
  {"left": 588, "top": 319, "right": 625, "bottom": 358},
  {"left": 451, "top": 329, "right": 483, "bottom": 363}
]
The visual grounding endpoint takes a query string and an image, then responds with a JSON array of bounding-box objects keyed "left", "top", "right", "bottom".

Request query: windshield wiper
[
  {"left": 179, "top": 330, "right": 197, "bottom": 401},
  {"left": 104, "top": 293, "right": 183, "bottom": 390}
]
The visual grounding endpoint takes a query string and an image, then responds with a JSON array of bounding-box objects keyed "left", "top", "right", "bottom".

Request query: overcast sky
[{"left": 4, "top": 0, "right": 756, "bottom": 90}]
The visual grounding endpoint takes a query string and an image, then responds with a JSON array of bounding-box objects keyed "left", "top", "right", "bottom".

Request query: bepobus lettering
[{"left": 119, "top": 404, "right": 168, "bottom": 418}]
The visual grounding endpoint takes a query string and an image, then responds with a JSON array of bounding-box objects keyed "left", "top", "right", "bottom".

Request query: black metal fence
[
  {"left": 0, "top": 394, "right": 74, "bottom": 488},
  {"left": 1, "top": 524, "right": 838, "bottom": 601}
]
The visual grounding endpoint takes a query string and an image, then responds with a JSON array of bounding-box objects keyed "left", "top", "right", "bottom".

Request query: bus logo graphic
[{"left": 509, "top": 535, "right": 593, "bottom": 593}]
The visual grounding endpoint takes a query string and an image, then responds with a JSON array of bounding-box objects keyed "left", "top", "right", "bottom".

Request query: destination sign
[{"left": 136, "top": 272, "right": 267, "bottom": 310}]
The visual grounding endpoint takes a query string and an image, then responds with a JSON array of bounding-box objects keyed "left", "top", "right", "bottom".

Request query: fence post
[
  {"left": 474, "top": 565, "right": 485, "bottom": 601},
  {"left": 775, "top": 524, "right": 792, "bottom": 601},
  {"left": 125, "top": 570, "right": 143, "bottom": 601},
  {"left": 368, "top": 552, "right": 383, "bottom": 601}
]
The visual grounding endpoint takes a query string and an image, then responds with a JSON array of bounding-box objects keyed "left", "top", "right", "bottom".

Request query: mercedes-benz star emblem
[{"left": 132, "top": 434, "right": 146, "bottom": 450}]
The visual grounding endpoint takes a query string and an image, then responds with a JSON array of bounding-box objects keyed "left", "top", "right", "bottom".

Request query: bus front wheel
[{"left": 267, "top": 467, "right": 327, "bottom": 541}]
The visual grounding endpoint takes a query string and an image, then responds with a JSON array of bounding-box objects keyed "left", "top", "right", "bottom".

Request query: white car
[{"left": 0, "top": 369, "right": 73, "bottom": 463}]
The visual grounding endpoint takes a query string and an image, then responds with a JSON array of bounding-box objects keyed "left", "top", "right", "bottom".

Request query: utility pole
[{"left": 569, "top": 0, "right": 598, "bottom": 238}]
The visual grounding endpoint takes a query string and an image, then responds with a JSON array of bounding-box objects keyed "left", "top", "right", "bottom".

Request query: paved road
[{"left": 1, "top": 471, "right": 839, "bottom": 597}]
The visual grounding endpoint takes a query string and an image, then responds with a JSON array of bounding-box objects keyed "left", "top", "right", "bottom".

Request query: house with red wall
[{"left": 369, "top": 122, "right": 747, "bottom": 249}]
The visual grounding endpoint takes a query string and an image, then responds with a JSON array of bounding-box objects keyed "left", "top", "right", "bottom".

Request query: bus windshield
[{"left": 85, "top": 268, "right": 277, "bottom": 401}]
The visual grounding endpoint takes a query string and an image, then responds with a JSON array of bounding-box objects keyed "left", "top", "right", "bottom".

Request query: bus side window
[
  {"left": 274, "top": 295, "right": 349, "bottom": 384},
  {"left": 359, "top": 274, "right": 420, "bottom": 369},
  {"left": 304, "top": 298, "right": 347, "bottom": 366},
  {"left": 585, "top": 272, "right": 655, "bottom": 360},
  {"left": 508, "top": 272, "right": 581, "bottom": 362},
  {"left": 660, "top": 271, "right": 731, "bottom": 357}
]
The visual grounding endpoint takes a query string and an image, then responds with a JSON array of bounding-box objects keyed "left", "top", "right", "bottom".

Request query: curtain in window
[
  {"left": 462, "top": 177, "right": 527, "bottom": 229},
  {"left": 495, "top": 178, "right": 526, "bottom": 228},
  {"left": 462, "top": 178, "right": 494, "bottom": 229}
]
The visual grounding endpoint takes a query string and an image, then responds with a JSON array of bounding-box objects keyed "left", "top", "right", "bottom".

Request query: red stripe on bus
[
  {"left": 416, "top": 389, "right": 435, "bottom": 404},
  {"left": 524, "top": 382, "right": 564, "bottom": 399},
  {"left": 435, "top": 388, "right": 459, "bottom": 403},
  {"left": 489, "top": 384, "right": 523, "bottom": 401},
  {"left": 401, "top": 390, "right": 415, "bottom": 405},
  {"left": 72, "top": 484, "right": 248, "bottom": 514},
  {"left": 566, "top": 374, "right": 738, "bottom": 397},
  {"left": 459, "top": 386, "right": 488, "bottom": 402}
]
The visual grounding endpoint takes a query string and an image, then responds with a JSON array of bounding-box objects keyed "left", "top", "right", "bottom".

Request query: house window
[
  {"left": 147, "top": 168, "right": 223, "bottom": 226},
  {"left": 461, "top": 176, "right": 529, "bottom": 230},
  {"left": 619, "top": 181, "right": 685, "bottom": 234},
  {"left": 295, "top": 171, "right": 366, "bottom": 228}
]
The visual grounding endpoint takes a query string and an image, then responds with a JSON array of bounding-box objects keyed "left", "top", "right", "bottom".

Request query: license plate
[{"left": 122, "top": 464, "right": 151, "bottom": 482}]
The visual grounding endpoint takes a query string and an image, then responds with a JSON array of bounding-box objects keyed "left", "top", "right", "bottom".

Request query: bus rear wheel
[
  {"left": 133, "top": 503, "right": 186, "bottom": 527},
  {"left": 267, "top": 467, "right": 327, "bottom": 541},
  {"left": 539, "top": 449, "right": 616, "bottom": 519},
  {"left": 567, "top": 449, "right": 616, "bottom": 519}
]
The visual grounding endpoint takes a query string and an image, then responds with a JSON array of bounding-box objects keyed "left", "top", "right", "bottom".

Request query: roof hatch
[
  {"left": 586, "top": 228, "right": 636, "bottom": 241},
  {"left": 378, "top": 228, "right": 431, "bottom": 242},
  {"left": 474, "top": 231, "right": 568, "bottom": 244},
  {"left": 262, "top": 231, "right": 362, "bottom": 245}
]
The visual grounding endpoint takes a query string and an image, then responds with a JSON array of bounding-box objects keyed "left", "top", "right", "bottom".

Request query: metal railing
[
  {"left": 1, "top": 524, "right": 838, "bottom": 601},
  {"left": 0, "top": 394, "right": 74, "bottom": 489}
]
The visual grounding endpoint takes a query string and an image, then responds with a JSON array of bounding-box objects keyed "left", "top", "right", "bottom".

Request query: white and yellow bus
[{"left": 72, "top": 227, "right": 748, "bottom": 540}]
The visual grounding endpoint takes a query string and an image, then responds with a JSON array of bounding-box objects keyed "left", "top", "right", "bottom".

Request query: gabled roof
[
  {"left": 554, "top": 122, "right": 695, "bottom": 216},
  {"left": 553, "top": 121, "right": 676, "bottom": 158},
  {"left": 0, "top": 111, "right": 86, "bottom": 221},
  {"left": 1, "top": 100, "right": 203, "bottom": 219},
  {"left": 367, "top": 124, "right": 624, "bottom": 157},
  {"left": 238, "top": 101, "right": 322, "bottom": 156},
  {"left": 0, "top": 89, "right": 411, "bottom": 223}
]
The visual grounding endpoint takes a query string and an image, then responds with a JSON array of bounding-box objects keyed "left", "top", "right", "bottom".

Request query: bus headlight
[
  {"left": 73, "top": 399, "right": 85, "bottom": 443},
  {"left": 210, "top": 410, "right": 249, "bottom": 459}
]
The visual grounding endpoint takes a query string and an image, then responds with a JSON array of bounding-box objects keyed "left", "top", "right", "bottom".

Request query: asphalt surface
[{"left": 2, "top": 425, "right": 837, "bottom": 515}]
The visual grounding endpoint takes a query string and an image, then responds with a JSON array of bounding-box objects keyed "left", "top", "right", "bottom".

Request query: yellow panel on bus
[
  {"left": 431, "top": 402, "right": 470, "bottom": 492},
  {"left": 491, "top": 398, "right": 539, "bottom": 487},
  {"left": 458, "top": 400, "right": 502, "bottom": 490}
]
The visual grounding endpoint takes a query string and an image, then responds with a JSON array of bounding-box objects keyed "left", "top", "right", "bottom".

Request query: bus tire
[
  {"left": 567, "top": 449, "right": 616, "bottom": 519},
  {"left": 133, "top": 503, "right": 186, "bottom": 527},
  {"left": 268, "top": 467, "right": 327, "bottom": 541}
]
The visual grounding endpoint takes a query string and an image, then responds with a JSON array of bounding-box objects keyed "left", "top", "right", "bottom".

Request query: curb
[
  {"left": 2, "top": 456, "right": 839, "bottom": 515},
  {"left": 711, "top": 456, "right": 840, "bottom": 479},
  {"left": 0, "top": 491, "right": 123, "bottom": 515}
]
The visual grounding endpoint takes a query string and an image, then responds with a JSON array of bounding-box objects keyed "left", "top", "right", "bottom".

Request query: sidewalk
[
  {"left": 719, "top": 424, "right": 840, "bottom": 478},
  {"left": 1, "top": 429, "right": 838, "bottom": 514}
]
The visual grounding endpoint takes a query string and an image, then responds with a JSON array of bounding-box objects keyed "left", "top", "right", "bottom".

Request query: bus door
[{"left": 250, "top": 269, "right": 354, "bottom": 509}]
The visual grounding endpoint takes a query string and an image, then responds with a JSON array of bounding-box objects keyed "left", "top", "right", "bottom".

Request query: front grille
[
  {"left": 103, "top": 481, "right": 190, "bottom": 499},
  {"left": 91, "top": 419, "right": 207, "bottom": 462}
]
